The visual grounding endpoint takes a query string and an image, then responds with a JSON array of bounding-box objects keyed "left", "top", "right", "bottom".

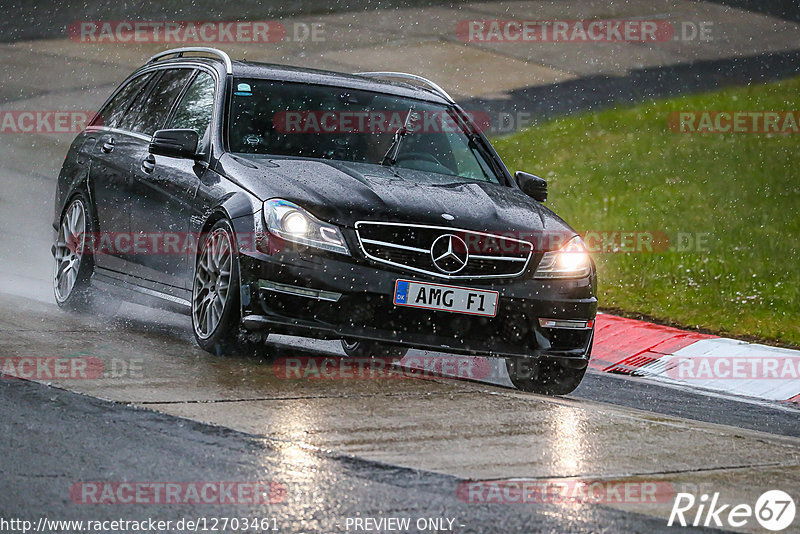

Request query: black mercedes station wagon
[{"left": 53, "top": 47, "right": 597, "bottom": 394}]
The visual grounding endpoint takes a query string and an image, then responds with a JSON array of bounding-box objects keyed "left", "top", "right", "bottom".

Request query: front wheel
[
  {"left": 192, "top": 219, "right": 245, "bottom": 355},
  {"left": 341, "top": 338, "right": 408, "bottom": 359},
  {"left": 505, "top": 357, "right": 587, "bottom": 395}
]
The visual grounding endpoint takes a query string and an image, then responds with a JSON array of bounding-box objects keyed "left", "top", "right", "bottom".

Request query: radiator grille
[{"left": 355, "top": 221, "right": 532, "bottom": 279}]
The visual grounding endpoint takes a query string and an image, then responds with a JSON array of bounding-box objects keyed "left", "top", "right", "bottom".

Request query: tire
[
  {"left": 505, "top": 356, "right": 587, "bottom": 395},
  {"left": 341, "top": 338, "right": 409, "bottom": 359},
  {"left": 192, "top": 219, "right": 248, "bottom": 355},
  {"left": 53, "top": 195, "right": 95, "bottom": 310}
]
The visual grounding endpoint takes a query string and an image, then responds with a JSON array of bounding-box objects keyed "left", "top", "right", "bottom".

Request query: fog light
[{"left": 538, "top": 318, "right": 594, "bottom": 330}]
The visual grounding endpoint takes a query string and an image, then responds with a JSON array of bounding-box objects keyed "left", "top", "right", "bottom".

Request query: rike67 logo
[{"left": 669, "top": 490, "right": 795, "bottom": 531}]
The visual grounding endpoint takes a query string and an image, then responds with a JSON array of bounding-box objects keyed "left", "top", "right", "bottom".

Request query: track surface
[{"left": 0, "top": 292, "right": 798, "bottom": 533}]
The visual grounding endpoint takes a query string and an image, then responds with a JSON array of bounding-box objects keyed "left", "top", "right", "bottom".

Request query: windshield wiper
[
  {"left": 382, "top": 106, "right": 416, "bottom": 166},
  {"left": 466, "top": 128, "right": 506, "bottom": 181},
  {"left": 466, "top": 135, "right": 492, "bottom": 181}
]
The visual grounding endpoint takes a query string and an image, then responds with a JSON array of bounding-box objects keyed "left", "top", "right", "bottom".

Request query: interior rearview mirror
[{"left": 515, "top": 171, "right": 547, "bottom": 202}]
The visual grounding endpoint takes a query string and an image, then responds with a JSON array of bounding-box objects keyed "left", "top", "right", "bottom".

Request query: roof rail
[
  {"left": 354, "top": 71, "right": 455, "bottom": 103},
  {"left": 147, "top": 47, "right": 233, "bottom": 75}
]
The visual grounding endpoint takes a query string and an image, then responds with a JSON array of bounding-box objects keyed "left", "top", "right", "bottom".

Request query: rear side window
[
  {"left": 95, "top": 72, "right": 153, "bottom": 129},
  {"left": 169, "top": 71, "right": 215, "bottom": 152},
  {"left": 121, "top": 69, "right": 195, "bottom": 136}
]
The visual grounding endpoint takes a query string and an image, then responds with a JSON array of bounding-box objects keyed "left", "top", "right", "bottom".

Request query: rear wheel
[
  {"left": 505, "top": 357, "right": 587, "bottom": 395},
  {"left": 53, "top": 196, "right": 94, "bottom": 310},
  {"left": 341, "top": 338, "right": 408, "bottom": 359}
]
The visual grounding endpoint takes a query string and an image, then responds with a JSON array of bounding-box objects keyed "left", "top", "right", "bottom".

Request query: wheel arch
[
  {"left": 55, "top": 187, "right": 99, "bottom": 253},
  {"left": 193, "top": 192, "right": 262, "bottom": 318},
  {"left": 53, "top": 134, "right": 95, "bottom": 231},
  {"left": 196, "top": 191, "right": 262, "bottom": 244}
]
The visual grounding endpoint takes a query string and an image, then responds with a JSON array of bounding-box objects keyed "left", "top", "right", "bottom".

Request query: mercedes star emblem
[{"left": 430, "top": 234, "right": 469, "bottom": 274}]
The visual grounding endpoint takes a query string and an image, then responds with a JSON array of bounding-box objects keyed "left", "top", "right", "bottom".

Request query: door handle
[
  {"left": 141, "top": 154, "right": 156, "bottom": 174},
  {"left": 101, "top": 137, "right": 115, "bottom": 153}
]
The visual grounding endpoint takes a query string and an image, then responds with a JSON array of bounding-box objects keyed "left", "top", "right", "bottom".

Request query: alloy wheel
[
  {"left": 192, "top": 228, "right": 233, "bottom": 339},
  {"left": 53, "top": 199, "right": 87, "bottom": 303}
]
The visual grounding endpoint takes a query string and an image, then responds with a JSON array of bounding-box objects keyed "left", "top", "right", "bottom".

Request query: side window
[
  {"left": 121, "top": 69, "right": 194, "bottom": 136},
  {"left": 169, "top": 72, "right": 215, "bottom": 153},
  {"left": 96, "top": 72, "right": 153, "bottom": 129}
]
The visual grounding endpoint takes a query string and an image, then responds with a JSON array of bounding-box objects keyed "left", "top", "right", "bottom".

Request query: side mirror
[
  {"left": 515, "top": 171, "right": 547, "bottom": 202},
  {"left": 149, "top": 129, "right": 199, "bottom": 159}
]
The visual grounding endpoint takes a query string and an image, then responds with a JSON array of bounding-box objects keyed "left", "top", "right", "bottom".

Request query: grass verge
[{"left": 492, "top": 77, "right": 800, "bottom": 345}]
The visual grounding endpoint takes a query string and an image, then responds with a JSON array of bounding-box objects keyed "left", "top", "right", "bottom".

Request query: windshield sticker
[{"left": 235, "top": 82, "right": 253, "bottom": 96}]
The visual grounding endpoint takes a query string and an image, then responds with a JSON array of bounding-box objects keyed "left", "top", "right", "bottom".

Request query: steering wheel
[
  {"left": 396, "top": 151, "right": 439, "bottom": 164},
  {"left": 394, "top": 151, "right": 450, "bottom": 170}
]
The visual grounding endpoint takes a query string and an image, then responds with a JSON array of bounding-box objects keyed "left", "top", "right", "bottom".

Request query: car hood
[{"left": 221, "top": 155, "right": 577, "bottom": 244}]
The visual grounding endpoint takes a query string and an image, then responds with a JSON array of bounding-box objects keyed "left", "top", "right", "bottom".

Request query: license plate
[{"left": 393, "top": 279, "right": 499, "bottom": 317}]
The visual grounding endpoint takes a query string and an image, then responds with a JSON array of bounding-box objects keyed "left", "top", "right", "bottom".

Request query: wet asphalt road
[
  {"left": 0, "top": 294, "right": 798, "bottom": 533},
  {"left": 1, "top": 378, "right": 715, "bottom": 534}
]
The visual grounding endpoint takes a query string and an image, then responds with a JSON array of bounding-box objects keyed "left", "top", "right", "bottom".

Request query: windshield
[{"left": 228, "top": 78, "right": 502, "bottom": 184}]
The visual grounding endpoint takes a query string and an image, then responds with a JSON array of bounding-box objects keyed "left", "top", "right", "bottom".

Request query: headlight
[
  {"left": 264, "top": 199, "right": 350, "bottom": 255},
  {"left": 534, "top": 236, "right": 591, "bottom": 279}
]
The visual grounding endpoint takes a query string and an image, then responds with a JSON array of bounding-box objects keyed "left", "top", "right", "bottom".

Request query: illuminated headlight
[
  {"left": 534, "top": 236, "right": 591, "bottom": 279},
  {"left": 264, "top": 199, "right": 350, "bottom": 255}
]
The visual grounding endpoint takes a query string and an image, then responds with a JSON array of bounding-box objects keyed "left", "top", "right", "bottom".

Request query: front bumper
[{"left": 238, "top": 244, "right": 597, "bottom": 361}]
